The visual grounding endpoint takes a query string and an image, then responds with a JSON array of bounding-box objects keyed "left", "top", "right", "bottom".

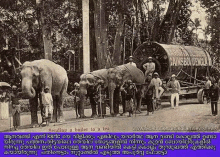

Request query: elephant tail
[{"left": 61, "top": 77, "right": 68, "bottom": 95}]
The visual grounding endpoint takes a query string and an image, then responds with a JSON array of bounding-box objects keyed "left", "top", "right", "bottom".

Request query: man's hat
[
  {"left": 45, "top": 86, "right": 50, "bottom": 90},
  {"left": 148, "top": 57, "right": 153, "bottom": 60},
  {"left": 74, "top": 82, "right": 80, "bottom": 87},
  {"left": 171, "top": 74, "right": 176, "bottom": 78},
  {"left": 153, "top": 72, "right": 159, "bottom": 76},
  {"left": 97, "top": 79, "right": 104, "bottom": 84},
  {"left": 127, "top": 80, "right": 132, "bottom": 84},
  {"left": 12, "top": 85, "right": 17, "bottom": 90},
  {"left": 129, "top": 56, "right": 133, "bottom": 59}
]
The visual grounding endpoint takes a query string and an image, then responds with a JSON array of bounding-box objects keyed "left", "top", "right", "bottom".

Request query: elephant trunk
[
  {"left": 21, "top": 78, "right": 36, "bottom": 98},
  {"left": 108, "top": 82, "right": 116, "bottom": 115}
]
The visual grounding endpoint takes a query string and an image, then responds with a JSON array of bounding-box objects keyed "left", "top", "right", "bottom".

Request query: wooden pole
[
  {"left": 194, "top": 68, "right": 197, "bottom": 84},
  {"left": 123, "top": 36, "right": 126, "bottom": 64},
  {"left": 82, "top": 0, "right": 90, "bottom": 73}
]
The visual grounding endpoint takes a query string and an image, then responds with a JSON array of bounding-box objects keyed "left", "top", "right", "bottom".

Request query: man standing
[
  {"left": 143, "top": 57, "right": 155, "bottom": 77},
  {"left": 149, "top": 72, "right": 164, "bottom": 100},
  {"left": 11, "top": 85, "right": 21, "bottom": 130},
  {"left": 128, "top": 56, "right": 137, "bottom": 67},
  {"left": 41, "top": 86, "right": 53, "bottom": 126},
  {"left": 120, "top": 80, "right": 137, "bottom": 117},
  {"left": 209, "top": 81, "right": 219, "bottom": 116},
  {"left": 205, "top": 76, "right": 212, "bottom": 103},
  {"left": 95, "top": 79, "right": 107, "bottom": 118},
  {"left": 167, "top": 74, "right": 181, "bottom": 109},
  {"left": 70, "top": 82, "right": 81, "bottom": 118}
]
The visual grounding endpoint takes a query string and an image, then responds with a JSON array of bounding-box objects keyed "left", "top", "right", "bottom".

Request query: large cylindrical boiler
[{"left": 133, "top": 42, "right": 212, "bottom": 81}]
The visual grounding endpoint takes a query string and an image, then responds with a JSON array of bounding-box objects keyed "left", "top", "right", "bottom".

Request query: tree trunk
[
  {"left": 138, "top": 0, "right": 146, "bottom": 43},
  {"left": 41, "top": 2, "right": 52, "bottom": 60},
  {"left": 112, "top": 0, "right": 125, "bottom": 65},
  {"left": 42, "top": 25, "right": 53, "bottom": 60},
  {"left": 151, "top": 0, "right": 161, "bottom": 41},
  {"left": 93, "top": 0, "right": 109, "bottom": 69},
  {"left": 135, "top": 0, "right": 141, "bottom": 46},
  {"left": 152, "top": 0, "right": 182, "bottom": 43},
  {"left": 167, "top": 0, "right": 182, "bottom": 44}
]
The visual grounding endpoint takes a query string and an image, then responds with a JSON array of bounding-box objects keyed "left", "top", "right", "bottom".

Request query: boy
[
  {"left": 11, "top": 85, "right": 21, "bottom": 130},
  {"left": 41, "top": 86, "right": 53, "bottom": 126},
  {"left": 167, "top": 74, "right": 181, "bottom": 109}
]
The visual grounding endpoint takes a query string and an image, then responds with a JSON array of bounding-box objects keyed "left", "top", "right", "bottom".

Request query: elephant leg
[
  {"left": 136, "top": 86, "right": 143, "bottom": 113},
  {"left": 79, "top": 95, "right": 86, "bottom": 118},
  {"left": 57, "top": 78, "right": 68, "bottom": 122},
  {"left": 109, "top": 90, "right": 114, "bottom": 115},
  {"left": 90, "top": 96, "right": 97, "bottom": 117},
  {"left": 136, "top": 96, "right": 142, "bottom": 113},
  {"left": 57, "top": 95, "right": 65, "bottom": 123},
  {"left": 113, "top": 88, "right": 120, "bottom": 115},
  {"left": 121, "top": 92, "right": 126, "bottom": 114},
  {"left": 76, "top": 101, "right": 81, "bottom": 117},
  {"left": 52, "top": 95, "right": 57, "bottom": 123},
  {"left": 29, "top": 95, "right": 38, "bottom": 127},
  {"left": 39, "top": 92, "right": 46, "bottom": 123}
]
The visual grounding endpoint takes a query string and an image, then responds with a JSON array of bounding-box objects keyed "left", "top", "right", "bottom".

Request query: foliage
[
  {"left": 1, "top": 0, "right": 217, "bottom": 78},
  {"left": 198, "top": 0, "right": 220, "bottom": 61}
]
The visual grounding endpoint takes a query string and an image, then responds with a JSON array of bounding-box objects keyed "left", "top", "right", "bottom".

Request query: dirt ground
[{"left": 1, "top": 98, "right": 220, "bottom": 132}]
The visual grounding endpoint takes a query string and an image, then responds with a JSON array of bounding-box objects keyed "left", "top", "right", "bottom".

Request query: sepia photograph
[{"left": 0, "top": 0, "right": 220, "bottom": 133}]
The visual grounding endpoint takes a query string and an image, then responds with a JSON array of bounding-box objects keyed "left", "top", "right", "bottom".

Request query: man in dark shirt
[
  {"left": 11, "top": 85, "right": 21, "bottom": 130},
  {"left": 120, "top": 80, "right": 137, "bottom": 117},
  {"left": 209, "top": 81, "right": 219, "bottom": 116},
  {"left": 95, "top": 79, "right": 107, "bottom": 118}
]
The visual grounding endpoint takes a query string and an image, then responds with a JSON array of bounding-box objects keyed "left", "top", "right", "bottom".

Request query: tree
[
  {"left": 199, "top": 0, "right": 220, "bottom": 60},
  {"left": 93, "top": 0, "right": 109, "bottom": 69}
]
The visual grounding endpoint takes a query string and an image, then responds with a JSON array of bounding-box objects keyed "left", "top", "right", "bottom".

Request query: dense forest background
[{"left": 0, "top": 0, "right": 219, "bottom": 72}]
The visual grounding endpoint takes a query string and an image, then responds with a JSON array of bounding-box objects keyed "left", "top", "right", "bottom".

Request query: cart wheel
[{"left": 197, "top": 89, "right": 205, "bottom": 104}]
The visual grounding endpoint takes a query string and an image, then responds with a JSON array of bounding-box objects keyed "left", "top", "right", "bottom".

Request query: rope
[
  {"left": 180, "top": 69, "right": 205, "bottom": 85},
  {"left": 166, "top": 68, "right": 183, "bottom": 85}
]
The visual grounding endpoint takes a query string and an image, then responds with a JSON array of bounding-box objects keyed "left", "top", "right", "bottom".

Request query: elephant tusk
[
  {"left": 31, "top": 87, "right": 36, "bottom": 98},
  {"left": 14, "top": 56, "right": 22, "bottom": 66}
]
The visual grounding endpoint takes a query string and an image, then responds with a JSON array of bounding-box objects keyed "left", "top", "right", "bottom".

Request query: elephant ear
[
  {"left": 20, "top": 61, "right": 31, "bottom": 69},
  {"left": 32, "top": 66, "right": 43, "bottom": 77}
]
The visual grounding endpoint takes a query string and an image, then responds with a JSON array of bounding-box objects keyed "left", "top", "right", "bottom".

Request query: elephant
[
  {"left": 107, "top": 63, "right": 145, "bottom": 116},
  {"left": 79, "top": 69, "right": 108, "bottom": 118},
  {"left": 20, "top": 59, "right": 68, "bottom": 127}
]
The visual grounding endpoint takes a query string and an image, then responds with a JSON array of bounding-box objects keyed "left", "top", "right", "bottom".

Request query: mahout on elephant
[
  {"left": 20, "top": 59, "right": 68, "bottom": 127},
  {"left": 107, "top": 63, "right": 145, "bottom": 116},
  {"left": 79, "top": 69, "right": 108, "bottom": 118}
]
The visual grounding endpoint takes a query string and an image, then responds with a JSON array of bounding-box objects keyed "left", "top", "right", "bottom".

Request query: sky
[
  {"left": 190, "top": 0, "right": 209, "bottom": 40},
  {"left": 147, "top": 0, "right": 209, "bottom": 40}
]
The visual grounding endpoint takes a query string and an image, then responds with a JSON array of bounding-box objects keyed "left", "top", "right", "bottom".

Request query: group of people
[
  {"left": 3, "top": 85, "right": 54, "bottom": 130},
  {"left": 140, "top": 56, "right": 180, "bottom": 114},
  {"left": 70, "top": 56, "right": 181, "bottom": 119},
  {"left": 5, "top": 55, "right": 219, "bottom": 131},
  {"left": 144, "top": 72, "right": 181, "bottom": 115}
]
